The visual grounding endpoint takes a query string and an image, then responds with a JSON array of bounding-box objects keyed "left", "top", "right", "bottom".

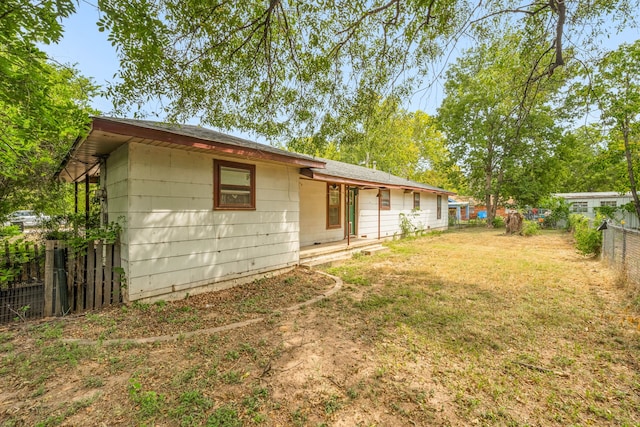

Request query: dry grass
[{"left": 0, "top": 228, "right": 638, "bottom": 426}]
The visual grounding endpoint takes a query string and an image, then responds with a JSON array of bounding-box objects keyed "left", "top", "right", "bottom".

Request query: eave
[
  {"left": 301, "top": 169, "right": 455, "bottom": 195},
  {"left": 56, "top": 117, "right": 326, "bottom": 183}
]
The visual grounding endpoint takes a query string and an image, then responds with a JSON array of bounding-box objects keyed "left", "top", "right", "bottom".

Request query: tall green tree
[
  {"left": 286, "top": 97, "right": 458, "bottom": 189},
  {"left": 553, "top": 125, "right": 621, "bottom": 192},
  {"left": 1, "top": 0, "right": 97, "bottom": 217},
  {"left": 437, "top": 30, "right": 569, "bottom": 224},
  {"left": 94, "top": 0, "right": 637, "bottom": 137},
  {"left": 585, "top": 40, "right": 640, "bottom": 219}
]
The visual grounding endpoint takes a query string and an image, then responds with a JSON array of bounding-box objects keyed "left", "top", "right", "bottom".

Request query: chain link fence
[{"left": 602, "top": 225, "right": 640, "bottom": 286}]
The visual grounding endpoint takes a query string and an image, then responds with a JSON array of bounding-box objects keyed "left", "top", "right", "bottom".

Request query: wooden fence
[
  {"left": 0, "top": 240, "right": 121, "bottom": 323},
  {"left": 44, "top": 240, "right": 122, "bottom": 317}
]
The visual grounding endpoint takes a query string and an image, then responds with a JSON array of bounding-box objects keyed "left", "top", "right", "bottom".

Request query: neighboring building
[
  {"left": 554, "top": 192, "right": 639, "bottom": 228},
  {"left": 56, "top": 117, "right": 453, "bottom": 302}
]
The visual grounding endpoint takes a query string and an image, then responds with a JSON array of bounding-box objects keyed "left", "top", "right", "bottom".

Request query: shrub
[
  {"left": 521, "top": 220, "right": 540, "bottom": 236},
  {"left": 492, "top": 216, "right": 505, "bottom": 228},
  {"left": 569, "top": 214, "right": 602, "bottom": 256}
]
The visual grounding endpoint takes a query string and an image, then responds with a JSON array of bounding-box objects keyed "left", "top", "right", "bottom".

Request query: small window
[
  {"left": 437, "top": 195, "right": 442, "bottom": 219},
  {"left": 327, "top": 183, "right": 341, "bottom": 229},
  {"left": 571, "top": 201, "right": 588, "bottom": 213},
  {"left": 379, "top": 189, "right": 391, "bottom": 210},
  {"left": 413, "top": 192, "right": 420, "bottom": 210},
  {"left": 214, "top": 160, "right": 255, "bottom": 210},
  {"left": 600, "top": 201, "right": 617, "bottom": 207}
]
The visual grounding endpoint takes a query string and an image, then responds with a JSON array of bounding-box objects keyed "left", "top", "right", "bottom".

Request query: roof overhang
[
  {"left": 300, "top": 168, "right": 454, "bottom": 195},
  {"left": 56, "top": 117, "right": 326, "bottom": 183}
]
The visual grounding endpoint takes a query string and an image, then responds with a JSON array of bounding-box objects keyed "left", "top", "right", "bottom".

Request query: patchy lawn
[{"left": 1, "top": 229, "right": 638, "bottom": 426}]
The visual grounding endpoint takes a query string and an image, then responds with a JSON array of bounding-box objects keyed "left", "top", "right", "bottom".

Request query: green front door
[{"left": 348, "top": 188, "right": 357, "bottom": 235}]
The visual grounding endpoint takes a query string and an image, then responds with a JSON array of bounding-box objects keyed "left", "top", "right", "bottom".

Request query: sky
[{"left": 41, "top": 1, "right": 640, "bottom": 141}]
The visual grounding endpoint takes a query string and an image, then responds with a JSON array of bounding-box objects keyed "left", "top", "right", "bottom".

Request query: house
[
  {"left": 554, "top": 192, "right": 639, "bottom": 229},
  {"left": 56, "top": 117, "right": 452, "bottom": 302}
]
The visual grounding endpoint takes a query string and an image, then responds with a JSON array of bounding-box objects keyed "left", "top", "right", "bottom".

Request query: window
[
  {"left": 437, "top": 195, "right": 442, "bottom": 219},
  {"left": 571, "top": 201, "right": 588, "bottom": 213},
  {"left": 413, "top": 192, "right": 420, "bottom": 210},
  {"left": 327, "top": 183, "right": 341, "bottom": 229},
  {"left": 214, "top": 160, "right": 255, "bottom": 210},
  {"left": 600, "top": 201, "right": 617, "bottom": 207},
  {"left": 379, "top": 189, "right": 391, "bottom": 210}
]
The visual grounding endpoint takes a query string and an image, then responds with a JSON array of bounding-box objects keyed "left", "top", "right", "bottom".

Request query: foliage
[
  {"left": 521, "top": 220, "right": 541, "bottom": 237},
  {"left": 0, "top": 225, "right": 21, "bottom": 238},
  {"left": 286, "top": 99, "right": 460, "bottom": 189},
  {"left": 0, "top": 0, "right": 97, "bottom": 218},
  {"left": 93, "top": 0, "right": 637, "bottom": 138},
  {"left": 540, "top": 196, "right": 572, "bottom": 229},
  {"left": 491, "top": 216, "right": 505, "bottom": 228},
  {"left": 438, "top": 29, "right": 570, "bottom": 226},
  {"left": 399, "top": 210, "right": 423, "bottom": 237},
  {"left": 553, "top": 126, "right": 622, "bottom": 192},
  {"left": 568, "top": 214, "right": 602, "bottom": 256},
  {"left": 582, "top": 40, "right": 640, "bottom": 220},
  {"left": 0, "top": 237, "right": 40, "bottom": 289}
]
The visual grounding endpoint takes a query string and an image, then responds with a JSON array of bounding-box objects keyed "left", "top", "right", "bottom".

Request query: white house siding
[
  {"left": 299, "top": 179, "right": 345, "bottom": 247},
  {"left": 554, "top": 192, "right": 639, "bottom": 229},
  {"left": 357, "top": 189, "right": 448, "bottom": 239},
  {"left": 119, "top": 142, "right": 300, "bottom": 301},
  {"left": 106, "top": 144, "right": 130, "bottom": 294}
]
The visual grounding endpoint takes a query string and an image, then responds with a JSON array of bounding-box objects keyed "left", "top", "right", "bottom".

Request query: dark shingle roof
[
  {"left": 307, "top": 158, "right": 452, "bottom": 194},
  {"left": 98, "top": 117, "right": 318, "bottom": 163}
]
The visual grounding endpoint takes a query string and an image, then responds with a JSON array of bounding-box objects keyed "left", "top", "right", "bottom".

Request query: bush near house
[{"left": 568, "top": 214, "right": 602, "bottom": 256}]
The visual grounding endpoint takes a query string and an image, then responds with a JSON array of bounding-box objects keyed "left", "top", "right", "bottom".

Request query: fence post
[
  {"left": 54, "top": 245, "right": 68, "bottom": 315},
  {"left": 44, "top": 241, "right": 55, "bottom": 317},
  {"left": 95, "top": 240, "right": 103, "bottom": 309},
  {"left": 104, "top": 243, "right": 113, "bottom": 306},
  {"left": 113, "top": 241, "right": 121, "bottom": 304},
  {"left": 86, "top": 241, "right": 95, "bottom": 310}
]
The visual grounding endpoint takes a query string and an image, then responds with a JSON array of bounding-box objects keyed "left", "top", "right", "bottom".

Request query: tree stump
[{"left": 505, "top": 212, "right": 524, "bottom": 235}]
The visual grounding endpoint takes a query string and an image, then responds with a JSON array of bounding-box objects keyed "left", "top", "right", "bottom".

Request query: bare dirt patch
[{"left": 1, "top": 229, "right": 639, "bottom": 426}]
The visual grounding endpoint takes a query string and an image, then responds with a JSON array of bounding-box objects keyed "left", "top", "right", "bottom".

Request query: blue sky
[{"left": 42, "top": 2, "right": 640, "bottom": 136}]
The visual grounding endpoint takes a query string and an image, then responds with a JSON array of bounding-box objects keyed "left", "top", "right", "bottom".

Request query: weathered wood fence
[
  {"left": 1, "top": 240, "right": 121, "bottom": 323},
  {"left": 44, "top": 240, "right": 122, "bottom": 317}
]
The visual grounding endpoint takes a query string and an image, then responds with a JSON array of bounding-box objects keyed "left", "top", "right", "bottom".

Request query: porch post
[
  {"left": 74, "top": 182, "right": 78, "bottom": 214},
  {"left": 346, "top": 185, "right": 350, "bottom": 246},
  {"left": 377, "top": 189, "right": 381, "bottom": 240},
  {"left": 85, "top": 174, "right": 90, "bottom": 226}
]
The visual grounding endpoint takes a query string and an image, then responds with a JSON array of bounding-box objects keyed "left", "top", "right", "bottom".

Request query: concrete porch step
[{"left": 299, "top": 243, "right": 389, "bottom": 267}]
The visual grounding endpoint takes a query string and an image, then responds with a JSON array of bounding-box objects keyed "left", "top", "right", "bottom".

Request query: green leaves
[{"left": 0, "top": 1, "right": 97, "bottom": 217}]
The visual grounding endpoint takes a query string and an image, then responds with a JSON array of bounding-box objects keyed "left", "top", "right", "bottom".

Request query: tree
[
  {"left": 553, "top": 125, "right": 622, "bottom": 193},
  {"left": 586, "top": 40, "right": 640, "bottom": 220},
  {"left": 285, "top": 96, "right": 458, "bottom": 189},
  {"left": 95, "top": 0, "right": 638, "bottom": 137},
  {"left": 1, "top": 0, "right": 97, "bottom": 217},
  {"left": 437, "top": 30, "right": 569, "bottom": 224}
]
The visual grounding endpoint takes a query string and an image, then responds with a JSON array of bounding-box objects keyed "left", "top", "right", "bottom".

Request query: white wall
[
  {"left": 357, "top": 189, "right": 448, "bottom": 239},
  {"left": 299, "top": 179, "right": 345, "bottom": 247},
  {"left": 116, "top": 143, "right": 300, "bottom": 301},
  {"left": 106, "top": 144, "right": 129, "bottom": 292}
]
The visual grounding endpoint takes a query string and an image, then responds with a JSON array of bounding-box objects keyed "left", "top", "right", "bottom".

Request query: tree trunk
[{"left": 622, "top": 126, "right": 640, "bottom": 220}]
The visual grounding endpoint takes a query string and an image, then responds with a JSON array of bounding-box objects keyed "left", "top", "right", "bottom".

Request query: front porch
[{"left": 299, "top": 237, "right": 388, "bottom": 266}]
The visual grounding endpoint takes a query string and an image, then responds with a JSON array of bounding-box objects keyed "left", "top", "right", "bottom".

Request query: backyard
[{"left": 0, "top": 228, "right": 639, "bottom": 426}]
